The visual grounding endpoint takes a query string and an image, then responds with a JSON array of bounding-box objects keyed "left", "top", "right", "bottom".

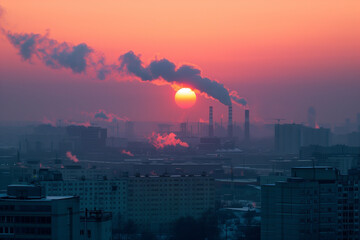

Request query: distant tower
[
  {"left": 245, "top": 109, "right": 250, "bottom": 141},
  {"left": 307, "top": 107, "right": 316, "bottom": 128},
  {"left": 125, "top": 121, "right": 135, "bottom": 139},
  {"left": 180, "top": 122, "right": 187, "bottom": 137},
  {"left": 209, "top": 106, "right": 214, "bottom": 137},
  {"left": 227, "top": 106, "right": 233, "bottom": 138}
]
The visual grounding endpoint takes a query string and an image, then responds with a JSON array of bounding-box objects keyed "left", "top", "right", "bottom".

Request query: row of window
[
  {"left": 0, "top": 216, "right": 51, "bottom": 224},
  {"left": 0, "top": 226, "right": 51, "bottom": 235}
]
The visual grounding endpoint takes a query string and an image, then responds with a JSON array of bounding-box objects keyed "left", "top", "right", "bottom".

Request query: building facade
[
  {"left": 80, "top": 210, "right": 112, "bottom": 240},
  {"left": 127, "top": 175, "right": 215, "bottom": 232},
  {"left": 275, "top": 124, "right": 330, "bottom": 154},
  {"left": 262, "top": 166, "right": 360, "bottom": 240},
  {"left": 0, "top": 185, "right": 80, "bottom": 240},
  {"left": 40, "top": 175, "right": 215, "bottom": 232}
]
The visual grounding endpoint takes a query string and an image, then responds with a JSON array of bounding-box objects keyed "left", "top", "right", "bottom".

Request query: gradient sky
[{"left": 0, "top": 0, "right": 359, "bottom": 126}]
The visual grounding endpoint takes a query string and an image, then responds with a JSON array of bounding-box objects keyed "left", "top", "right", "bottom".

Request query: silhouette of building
[
  {"left": 245, "top": 109, "right": 250, "bottom": 141},
  {"left": 40, "top": 175, "right": 215, "bottom": 233},
  {"left": 262, "top": 167, "right": 338, "bottom": 240},
  {"left": 179, "top": 122, "right": 187, "bottom": 137},
  {"left": 275, "top": 124, "right": 330, "bottom": 154},
  {"left": 0, "top": 185, "right": 80, "bottom": 239},
  {"left": 126, "top": 174, "right": 215, "bottom": 233},
  {"left": 307, "top": 106, "right": 316, "bottom": 128},
  {"left": 262, "top": 166, "right": 360, "bottom": 240},
  {"left": 41, "top": 179, "right": 127, "bottom": 225},
  {"left": 66, "top": 126, "right": 107, "bottom": 153},
  {"left": 300, "top": 145, "right": 360, "bottom": 174},
  {"left": 125, "top": 121, "right": 135, "bottom": 139}
]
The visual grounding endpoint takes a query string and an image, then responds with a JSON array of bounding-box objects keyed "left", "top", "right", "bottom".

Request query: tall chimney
[
  {"left": 245, "top": 109, "right": 250, "bottom": 141},
  {"left": 209, "top": 106, "right": 214, "bottom": 137},
  {"left": 228, "top": 106, "right": 233, "bottom": 138}
]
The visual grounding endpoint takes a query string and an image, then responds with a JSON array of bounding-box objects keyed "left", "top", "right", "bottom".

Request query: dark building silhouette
[
  {"left": 275, "top": 123, "right": 330, "bottom": 154},
  {"left": 307, "top": 106, "right": 316, "bottom": 128},
  {"left": 262, "top": 166, "right": 360, "bottom": 240},
  {"left": 125, "top": 121, "right": 135, "bottom": 139},
  {"left": 199, "top": 137, "right": 221, "bottom": 151},
  {"left": 227, "top": 106, "right": 233, "bottom": 138},
  {"left": 66, "top": 126, "right": 107, "bottom": 153},
  {"left": 0, "top": 185, "right": 80, "bottom": 239},
  {"left": 179, "top": 122, "right": 187, "bottom": 137},
  {"left": 245, "top": 109, "right": 250, "bottom": 141}
]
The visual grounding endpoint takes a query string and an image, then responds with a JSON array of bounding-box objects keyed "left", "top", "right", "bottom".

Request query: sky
[{"left": 0, "top": 0, "right": 359, "bottom": 126}]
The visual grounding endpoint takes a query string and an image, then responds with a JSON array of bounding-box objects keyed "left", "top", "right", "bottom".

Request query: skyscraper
[{"left": 307, "top": 106, "right": 316, "bottom": 128}]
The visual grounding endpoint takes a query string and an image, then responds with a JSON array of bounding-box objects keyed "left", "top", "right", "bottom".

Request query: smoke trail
[
  {"left": 121, "top": 150, "right": 134, "bottom": 157},
  {"left": 5, "top": 30, "right": 247, "bottom": 106},
  {"left": 42, "top": 117, "right": 91, "bottom": 127},
  {"left": 93, "top": 109, "right": 128, "bottom": 122},
  {"left": 63, "top": 120, "right": 91, "bottom": 127},
  {"left": 230, "top": 91, "right": 247, "bottom": 106},
  {"left": 66, "top": 151, "right": 79, "bottom": 163},
  {"left": 119, "top": 51, "right": 234, "bottom": 106},
  {"left": 149, "top": 132, "right": 189, "bottom": 149},
  {"left": 6, "top": 31, "right": 96, "bottom": 74}
]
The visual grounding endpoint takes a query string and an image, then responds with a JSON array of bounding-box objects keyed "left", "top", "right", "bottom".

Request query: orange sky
[
  {"left": 3, "top": 0, "right": 359, "bottom": 78},
  {"left": 0, "top": 0, "right": 360, "bottom": 124}
]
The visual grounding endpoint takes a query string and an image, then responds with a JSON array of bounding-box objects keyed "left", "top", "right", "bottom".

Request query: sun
[{"left": 175, "top": 88, "right": 196, "bottom": 109}]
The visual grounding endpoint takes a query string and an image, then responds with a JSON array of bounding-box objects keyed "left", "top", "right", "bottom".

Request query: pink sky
[{"left": 0, "top": 0, "right": 359, "bottom": 125}]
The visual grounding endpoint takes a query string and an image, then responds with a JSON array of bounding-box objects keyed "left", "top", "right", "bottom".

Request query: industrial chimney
[
  {"left": 209, "top": 106, "right": 214, "bottom": 137},
  {"left": 245, "top": 109, "right": 250, "bottom": 141},
  {"left": 227, "top": 106, "right": 233, "bottom": 138}
]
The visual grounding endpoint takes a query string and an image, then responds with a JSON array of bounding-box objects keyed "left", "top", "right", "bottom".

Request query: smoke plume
[
  {"left": 66, "top": 151, "right": 79, "bottom": 163},
  {"left": 121, "top": 150, "right": 134, "bottom": 157},
  {"left": 93, "top": 109, "right": 128, "bottom": 122},
  {"left": 119, "top": 51, "right": 236, "bottom": 106},
  {"left": 230, "top": 91, "right": 247, "bottom": 106},
  {"left": 42, "top": 117, "right": 91, "bottom": 127},
  {"left": 5, "top": 30, "right": 247, "bottom": 106},
  {"left": 149, "top": 132, "right": 189, "bottom": 149}
]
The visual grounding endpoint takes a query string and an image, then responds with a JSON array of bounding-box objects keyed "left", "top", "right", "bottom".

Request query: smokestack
[
  {"left": 245, "top": 109, "right": 250, "bottom": 141},
  {"left": 209, "top": 106, "right": 214, "bottom": 137},
  {"left": 228, "top": 106, "right": 233, "bottom": 138}
]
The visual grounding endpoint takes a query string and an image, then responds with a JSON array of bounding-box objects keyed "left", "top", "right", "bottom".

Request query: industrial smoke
[{"left": 5, "top": 30, "right": 247, "bottom": 107}]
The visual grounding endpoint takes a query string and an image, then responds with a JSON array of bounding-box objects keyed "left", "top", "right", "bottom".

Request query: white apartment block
[{"left": 41, "top": 174, "right": 215, "bottom": 232}]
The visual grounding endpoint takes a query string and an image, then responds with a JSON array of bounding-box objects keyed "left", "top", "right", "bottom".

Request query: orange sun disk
[{"left": 175, "top": 88, "right": 196, "bottom": 108}]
